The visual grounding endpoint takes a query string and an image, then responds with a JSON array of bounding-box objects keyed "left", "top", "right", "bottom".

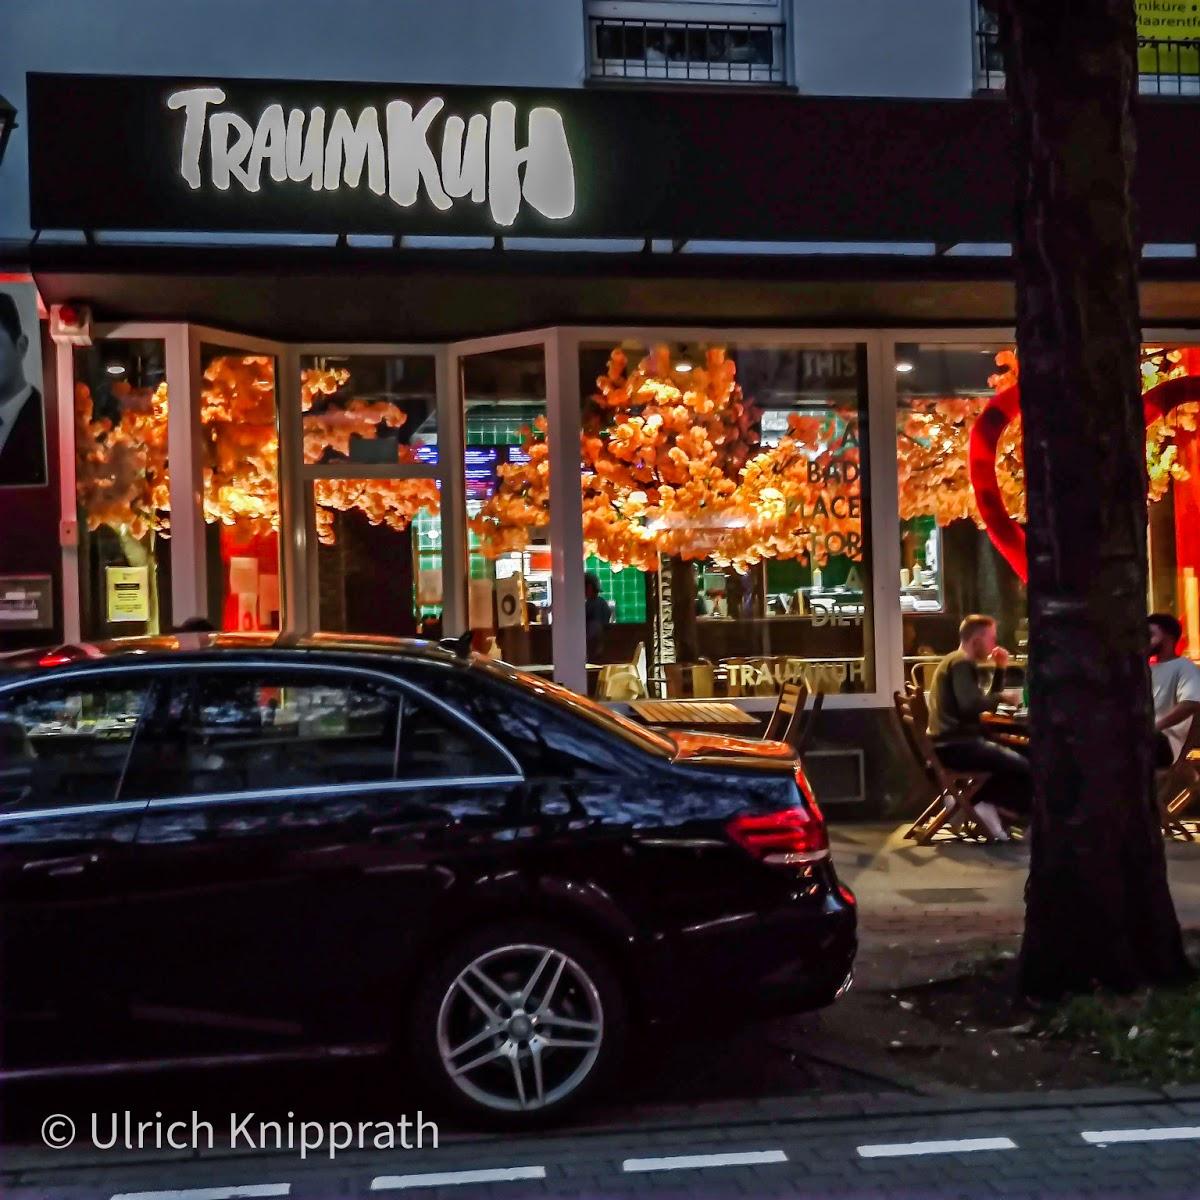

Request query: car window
[
  {"left": 397, "top": 688, "right": 514, "bottom": 780},
  {"left": 123, "top": 670, "right": 513, "bottom": 799},
  {"left": 0, "top": 677, "right": 150, "bottom": 810}
]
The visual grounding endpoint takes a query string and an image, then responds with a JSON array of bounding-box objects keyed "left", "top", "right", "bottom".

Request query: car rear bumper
[{"left": 641, "top": 878, "right": 858, "bottom": 1023}]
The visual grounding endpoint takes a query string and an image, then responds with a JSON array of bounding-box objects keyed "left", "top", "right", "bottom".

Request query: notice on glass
[
  {"left": 106, "top": 565, "right": 150, "bottom": 623},
  {"left": 1137, "top": 1, "right": 1200, "bottom": 72},
  {"left": 0, "top": 575, "right": 53, "bottom": 630}
]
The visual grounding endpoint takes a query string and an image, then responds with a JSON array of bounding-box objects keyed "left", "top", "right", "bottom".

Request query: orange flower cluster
[
  {"left": 300, "top": 363, "right": 441, "bottom": 544},
  {"left": 473, "top": 344, "right": 864, "bottom": 572},
  {"left": 1143, "top": 348, "right": 1198, "bottom": 503},
  {"left": 731, "top": 411, "right": 864, "bottom": 570},
  {"left": 74, "top": 378, "right": 171, "bottom": 541},
  {"left": 574, "top": 346, "right": 761, "bottom": 570},
  {"left": 301, "top": 363, "right": 427, "bottom": 465},
  {"left": 313, "top": 478, "right": 440, "bottom": 544},
  {"left": 897, "top": 347, "right": 1200, "bottom": 529},
  {"left": 469, "top": 416, "right": 550, "bottom": 555},
  {"left": 201, "top": 355, "right": 281, "bottom": 538}
]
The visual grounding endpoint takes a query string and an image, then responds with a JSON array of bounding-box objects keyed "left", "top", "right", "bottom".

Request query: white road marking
[
  {"left": 111, "top": 1187, "right": 290, "bottom": 1200},
  {"left": 857, "top": 1136, "right": 1018, "bottom": 1159},
  {"left": 1082, "top": 1126, "right": 1200, "bottom": 1146},
  {"left": 370, "top": 1166, "right": 547, "bottom": 1190},
  {"left": 622, "top": 1149, "right": 788, "bottom": 1173}
]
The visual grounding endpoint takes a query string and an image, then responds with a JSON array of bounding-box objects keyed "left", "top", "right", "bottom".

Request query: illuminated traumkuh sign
[{"left": 167, "top": 87, "right": 576, "bottom": 228}]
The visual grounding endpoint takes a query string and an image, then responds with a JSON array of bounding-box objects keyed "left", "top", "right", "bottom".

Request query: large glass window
[
  {"left": 463, "top": 346, "right": 551, "bottom": 670},
  {"left": 73, "top": 340, "right": 172, "bottom": 638},
  {"left": 896, "top": 343, "right": 1027, "bottom": 686},
  {"left": 201, "top": 346, "right": 281, "bottom": 632},
  {"left": 473, "top": 339, "right": 871, "bottom": 698},
  {"left": 301, "top": 353, "right": 437, "bottom": 465},
  {"left": 896, "top": 340, "right": 1200, "bottom": 683},
  {"left": 1146, "top": 343, "right": 1200, "bottom": 654}
]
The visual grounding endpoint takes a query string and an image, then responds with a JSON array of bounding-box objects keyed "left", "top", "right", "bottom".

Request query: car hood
[{"left": 668, "top": 729, "right": 796, "bottom": 764}]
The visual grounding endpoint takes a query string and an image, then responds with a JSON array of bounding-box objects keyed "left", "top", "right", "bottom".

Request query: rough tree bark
[{"left": 996, "top": 0, "right": 1191, "bottom": 996}]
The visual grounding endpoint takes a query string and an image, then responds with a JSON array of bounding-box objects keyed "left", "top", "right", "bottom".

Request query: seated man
[
  {"left": 1149, "top": 612, "right": 1200, "bottom": 769},
  {"left": 927, "top": 614, "right": 1030, "bottom": 840}
]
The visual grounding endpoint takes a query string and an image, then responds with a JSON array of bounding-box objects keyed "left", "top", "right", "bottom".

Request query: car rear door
[
  {"left": 120, "top": 662, "right": 525, "bottom": 1057},
  {"left": 0, "top": 670, "right": 154, "bottom": 1067}
]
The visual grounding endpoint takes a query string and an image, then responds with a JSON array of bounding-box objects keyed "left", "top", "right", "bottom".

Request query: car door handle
[
  {"left": 23, "top": 853, "right": 100, "bottom": 878},
  {"left": 369, "top": 821, "right": 456, "bottom": 844}
]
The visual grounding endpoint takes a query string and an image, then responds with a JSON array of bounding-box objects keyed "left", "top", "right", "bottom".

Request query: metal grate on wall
[{"left": 589, "top": 17, "right": 785, "bottom": 84}]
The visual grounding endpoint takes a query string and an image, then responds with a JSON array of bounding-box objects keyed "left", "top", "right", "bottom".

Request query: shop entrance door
[{"left": 285, "top": 343, "right": 458, "bottom": 639}]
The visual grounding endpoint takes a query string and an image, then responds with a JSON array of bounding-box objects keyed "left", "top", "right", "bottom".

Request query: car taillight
[
  {"left": 726, "top": 804, "right": 829, "bottom": 866},
  {"left": 37, "top": 651, "right": 75, "bottom": 668}
]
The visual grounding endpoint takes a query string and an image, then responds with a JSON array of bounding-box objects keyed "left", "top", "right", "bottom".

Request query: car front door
[
  {"left": 120, "top": 663, "right": 525, "bottom": 1058},
  {"left": 0, "top": 671, "right": 153, "bottom": 1068}
]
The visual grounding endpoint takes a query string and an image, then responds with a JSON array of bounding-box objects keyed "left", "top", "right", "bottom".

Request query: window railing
[
  {"left": 976, "top": 22, "right": 1200, "bottom": 96},
  {"left": 588, "top": 17, "right": 786, "bottom": 85}
]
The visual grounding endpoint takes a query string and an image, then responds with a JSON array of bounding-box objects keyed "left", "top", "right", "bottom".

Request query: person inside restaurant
[
  {"left": 1149, "top": 612, "right": 1200, "bottom": 768},
  {"left": 926, "top": 613, "right": 1029, "bottom": 840}
]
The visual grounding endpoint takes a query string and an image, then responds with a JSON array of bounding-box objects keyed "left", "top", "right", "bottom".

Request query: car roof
[{"left": 0, "top": 631, "right": 465, "bottom": 678}]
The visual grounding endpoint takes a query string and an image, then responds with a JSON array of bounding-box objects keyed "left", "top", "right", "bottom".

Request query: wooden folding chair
[
  {"left": 792, "top": 690, "right": 825, "bottom": 760},
  {"left": 1160, "top": 717, "right": 1200, "bottom": 841},
  {"left": 895, "top": 687, "right": 994, "bottom": 844},
  {"left": 763, "top": 681, "right": 808, "bottom": 745}
]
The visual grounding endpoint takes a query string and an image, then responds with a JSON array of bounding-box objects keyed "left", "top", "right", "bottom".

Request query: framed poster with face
[{"left": 0, "top": 280, "right": 47, "bottom": 489}]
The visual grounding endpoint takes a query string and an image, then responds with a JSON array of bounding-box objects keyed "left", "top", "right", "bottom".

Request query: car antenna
[{"left": 439, "top": 631, "right": 473, "bottom": 658}]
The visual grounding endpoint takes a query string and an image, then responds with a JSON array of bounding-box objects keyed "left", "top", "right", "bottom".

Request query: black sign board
[{"left": 28, "top": 72, "right": 1023, "bottom": 242}]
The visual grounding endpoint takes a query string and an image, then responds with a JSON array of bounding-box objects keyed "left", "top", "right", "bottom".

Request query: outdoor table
[
  {"left": 981, "top": 709, "right": 1030, "bottom": 749},
  {"left": 627, "top": 699, "right": 760, "bottom": 733}
]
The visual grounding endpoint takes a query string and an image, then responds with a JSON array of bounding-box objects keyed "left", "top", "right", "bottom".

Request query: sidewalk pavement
[{"left": 830, "top": 823, "right": 1200, "bottom": 989}]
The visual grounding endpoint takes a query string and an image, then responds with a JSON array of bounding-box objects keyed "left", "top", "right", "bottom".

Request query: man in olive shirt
[{"left": 927, "top": 614, "right": 1030, "bottom": 838}]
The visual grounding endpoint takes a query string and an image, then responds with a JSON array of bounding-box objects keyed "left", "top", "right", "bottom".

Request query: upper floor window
[
  {"left": 975, "top": 1, "right": 1200, "bottom": 96},
  {"left": 588, "top": 1, "right": 786, "bottom": 86}
]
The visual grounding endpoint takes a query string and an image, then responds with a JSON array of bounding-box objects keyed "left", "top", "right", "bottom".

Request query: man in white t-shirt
[{"left": 1149, "top": 612, "right": 1200, "bottom": 767}]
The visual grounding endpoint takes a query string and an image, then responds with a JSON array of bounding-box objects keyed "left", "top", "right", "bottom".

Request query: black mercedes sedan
[{"left": 0, "top": 633, "right": 856, "bottom": 1125}]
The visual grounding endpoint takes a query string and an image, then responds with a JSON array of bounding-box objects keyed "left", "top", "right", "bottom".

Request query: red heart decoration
[{"left": 968, "top": 374, "right": 1200, "bottom": 582}]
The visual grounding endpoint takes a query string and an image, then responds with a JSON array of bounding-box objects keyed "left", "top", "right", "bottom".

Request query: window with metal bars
[{"left": 587, "top": 3, "right": 786, "bottom": 85}]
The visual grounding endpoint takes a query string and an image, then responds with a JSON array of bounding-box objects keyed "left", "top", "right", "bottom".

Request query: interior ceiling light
[
  {"left": 675, "top": 359, "right": 694, "bottom": 373},
  {"left": 895, "top": 361, "right": 915, "bottom": 373},
  {"left": 105, "top": 362, "right": 127, "bottom": 376}
]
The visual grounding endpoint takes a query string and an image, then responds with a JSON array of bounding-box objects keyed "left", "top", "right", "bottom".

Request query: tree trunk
[
  {"left": 669, "top": 555, "right": 700, "bottom": 664},
  {"left": 999, "top": 0, "right": 1190, "bottom": 996}
]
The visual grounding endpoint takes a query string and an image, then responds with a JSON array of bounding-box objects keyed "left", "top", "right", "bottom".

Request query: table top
[{"left": 628, "top": 700, "right": 760, "bottom": 727}]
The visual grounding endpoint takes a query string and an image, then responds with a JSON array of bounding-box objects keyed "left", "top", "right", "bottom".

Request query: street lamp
[{"left": 0, "top": 95, "right": 17, "bottom": 169}]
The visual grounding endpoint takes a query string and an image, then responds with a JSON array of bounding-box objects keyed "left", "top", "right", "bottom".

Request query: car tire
[{"left": 407, "top": 919, "right": 628, "bottom": 1128}]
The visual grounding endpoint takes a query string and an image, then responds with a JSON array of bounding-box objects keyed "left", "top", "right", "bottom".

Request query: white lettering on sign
[{"left": 166, "top": 87, "right": 576, "bottom": 227}]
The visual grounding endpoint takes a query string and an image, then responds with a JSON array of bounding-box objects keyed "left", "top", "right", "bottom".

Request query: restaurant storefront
[{"left": 7, "top": 72, "right": 1200, "bottom": 813}]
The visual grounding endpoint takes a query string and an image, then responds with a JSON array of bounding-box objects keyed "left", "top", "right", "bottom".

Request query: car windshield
[{"left": 471, "top": 658, "right": 675, "bottom": 758}]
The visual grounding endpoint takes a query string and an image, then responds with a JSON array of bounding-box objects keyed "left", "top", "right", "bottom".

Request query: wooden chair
[
  {"left": 1160, "top": 717, "right": 1200, "bottom": 841},
  {"left": 895, "top": 687, "right": 994, "bottom": 844},
  {"left": 595, "top": 641, "right": 648, "bottom": 701},
  {"left": 764, "top": 682, "right": 808, "bottom": 744},
  {"left": 909, "top": 659, "right": 939, "bottom": 697},
  {"left": 792, "top": 690, "right": 825, "bottom": 760}
]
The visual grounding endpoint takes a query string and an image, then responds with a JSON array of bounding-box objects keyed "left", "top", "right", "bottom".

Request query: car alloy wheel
[{"left": 435, "top": 942, "right": 604, "bottom": 1113}]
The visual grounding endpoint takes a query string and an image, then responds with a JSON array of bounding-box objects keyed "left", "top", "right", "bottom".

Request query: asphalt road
[{"left": 5, "top": 1095, "right": 1200, "bottom": 1198}]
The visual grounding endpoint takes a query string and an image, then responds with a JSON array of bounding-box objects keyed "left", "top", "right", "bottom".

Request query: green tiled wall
[{"left": 585, "top": 555, "right": 646, "bottom": 625}]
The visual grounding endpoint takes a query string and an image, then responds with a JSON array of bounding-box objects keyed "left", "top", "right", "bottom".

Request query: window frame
[
  {"left": 0, "top": 669, "right": 158, "bottom": 819},
  {"left": 0, "top": 660, "right": 524, "bottom": 817}
]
